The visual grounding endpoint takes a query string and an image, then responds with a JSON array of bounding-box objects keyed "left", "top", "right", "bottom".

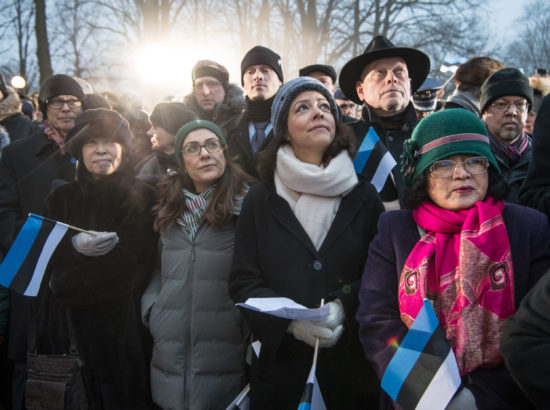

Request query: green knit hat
[
  {"left": 174, "top": 120, "right": 227, "bottom": 165},
  {"left": 400, "top": 108, "right": 500, "bottom": 183}
]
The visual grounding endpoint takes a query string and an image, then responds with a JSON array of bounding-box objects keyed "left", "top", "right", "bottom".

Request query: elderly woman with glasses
[
  {"left": 141, "top": 120, "right": 253, "bottom": 410},
  {"left": 356, "top": 109, "right": 550, "bottom": 410}
]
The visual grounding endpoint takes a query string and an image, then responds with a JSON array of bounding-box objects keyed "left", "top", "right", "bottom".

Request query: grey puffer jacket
[{"left": 142, "top": 215, "right": 247, "bottom": 410}]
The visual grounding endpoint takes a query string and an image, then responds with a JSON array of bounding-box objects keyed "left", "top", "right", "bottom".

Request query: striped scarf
[
  {"left": 489, "top": 130, "right": 530, "bottom": 166},
  {"left": 176, "top": 186, "right": 215, "bottom": 239}
]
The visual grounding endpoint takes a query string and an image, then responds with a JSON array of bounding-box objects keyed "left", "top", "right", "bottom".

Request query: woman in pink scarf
[{"left": 357, "top": 109, "right": 550, "bottom": 410}]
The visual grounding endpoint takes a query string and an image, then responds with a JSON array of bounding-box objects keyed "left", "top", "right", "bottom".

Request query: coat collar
[{"left": 265, "top": 180, "right": 367, "bottom": 256}]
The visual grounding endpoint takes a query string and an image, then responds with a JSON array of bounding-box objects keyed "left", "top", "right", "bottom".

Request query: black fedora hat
[{"left": 339, "top": 35, "right": 431, "bottom": 104}]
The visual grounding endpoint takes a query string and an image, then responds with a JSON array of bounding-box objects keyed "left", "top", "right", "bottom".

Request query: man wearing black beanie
[
  {"left": 0, "top": 73, "right": 85, "bottom": 410},
  {"left": 136, "top": 101, "right": 197, "bottom": 185},
  {"left": 223, "top": 45, "right": 283, "bottom": 178},
  {"left": 480, "top": 67, "right": 534, "bottom": 204}
]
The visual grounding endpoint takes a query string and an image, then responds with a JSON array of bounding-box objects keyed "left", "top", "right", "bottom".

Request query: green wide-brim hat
[{"left": 401, "top": 108, "right": 501, "bottom": 183}]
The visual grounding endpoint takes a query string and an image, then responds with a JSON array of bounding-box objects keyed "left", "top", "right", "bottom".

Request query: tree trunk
[{"left": 34, "top": 0, "right": 52, "bottom": 84}]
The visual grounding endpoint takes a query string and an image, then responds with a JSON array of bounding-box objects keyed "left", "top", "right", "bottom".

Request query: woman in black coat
[
  {"left": 34, "top": 109, "right": 157, "bottom": 409},
  {"left": 229, "top": 77, "right": 384, "bottom": 409}
]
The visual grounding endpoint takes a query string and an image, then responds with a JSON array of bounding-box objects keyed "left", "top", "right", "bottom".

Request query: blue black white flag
[
  {"left": 353, "top": 127, "right": 397, "bottom": 192},
  {"left": 0, "top": 213, "right": 69, "bottom": 297},
  {"left": 297, "top": 362, "right": 326, "bottom": 410},
  {"left": 381, "top": 300, "right": 461, "bottom": 410}
]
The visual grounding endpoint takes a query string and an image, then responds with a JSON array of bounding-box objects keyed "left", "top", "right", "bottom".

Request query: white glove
[
  {"left": 315, "top": 300, "right": 345, "bottom": 329},
  {"left": 72, "top": 231, "right": 119, "bottom": 256},
  {"left": 288, "top": 320, "right": 344, "bottom": 348}
]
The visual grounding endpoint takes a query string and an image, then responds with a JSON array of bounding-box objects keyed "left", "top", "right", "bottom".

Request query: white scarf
[{"left": 274, "top": 145, "right": 358, "bottom": 250}]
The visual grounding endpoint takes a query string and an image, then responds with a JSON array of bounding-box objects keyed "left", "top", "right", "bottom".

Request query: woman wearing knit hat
[
  {"left": 229, "top": 77, "right": 384, "bottom": 409},
  {"left": 142, "top": 120, "right": 253, "bottom": 409},
  {"left": 31, "top": 109, "right": 158, "bottom": 409},
  {"left": 357, "top": 109, "right": 550, "bottom": 410}
]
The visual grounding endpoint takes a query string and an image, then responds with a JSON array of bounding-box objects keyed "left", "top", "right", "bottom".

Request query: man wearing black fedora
[{"left": 339, "top": 35, "right": 430, "bottom": 209}]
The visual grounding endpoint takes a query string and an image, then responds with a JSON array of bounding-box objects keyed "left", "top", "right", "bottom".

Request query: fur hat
[
  {"left": 150, "top": 102, "right": 197, "bottom": 135},
  {"left": 480, "top": 68, "right": 533, "bottom": 113},
  {"left": 401, "top": 108, "right": 499, "bottom": 183},
  {"left": 241, "top": 46, "right": 283, "bottom": 85},
  {"left": 299, "top": 64, "right": 337, "bottom": 84},
  {"left": 339, "top": 35, "right": 430, "bottom": 104},
  {"left": 192, "top": 60, "right": 230, "bottom": 91},
  {"left": 454, "top": 56, "right": 506, "bottom": 87},
  {"left": 271, "top": 77, "right": 340, "bottom": 140},
  {"left": 65, "top": 108, "right": 134, "bottom": 159}
]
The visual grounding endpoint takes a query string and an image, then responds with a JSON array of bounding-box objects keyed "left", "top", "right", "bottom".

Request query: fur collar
[{"left": 0, "top": 91, "right": 22, "bottom": 122}]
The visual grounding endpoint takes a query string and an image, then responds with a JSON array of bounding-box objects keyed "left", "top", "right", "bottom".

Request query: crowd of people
[{"left": 0, "top": 34, "right": 550, "bottom": 410}]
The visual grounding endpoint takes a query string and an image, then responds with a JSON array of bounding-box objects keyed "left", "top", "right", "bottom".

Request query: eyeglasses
[
  {"left": 182, "top": 138, "right": 224, "bottom": 156},
  {"left": 490, "top": 101, "right": 529, "bottom": 113},
  {"left": 47, "top": 98, "right": 82, "bottom": 109},
  {"left": 429, "top": 157, "right": 489, "bottom": 178},
  {"left": 194, "top": 79, "right": 223, "bottom": 91}
]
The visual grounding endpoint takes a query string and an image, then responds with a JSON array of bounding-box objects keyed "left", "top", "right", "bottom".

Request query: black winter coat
[
  {"left": 0, "top": 130, "right": 75, "bottom": 360},
  {"left": 223, "top": 112, "right": 273, "bottom": 179},
  {"left": 520, "top": 94, "right": 550, "bottom": 218},
  {"left": 229, "top": 177, "right": 384, "bottom": 409},
  {"left": 35, "top": 169, "right": 157, "bottom": 409},
  {"left": 501, "top": 267, "right": 550, "bottom": 409}
]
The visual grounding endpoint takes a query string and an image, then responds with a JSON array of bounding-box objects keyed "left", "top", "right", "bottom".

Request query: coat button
[
  {"left": 313, "top": 260, "right": 323, "bottom": 271},
  {"left": 388, "top": 135, "right": 394, "bottom": 142}
]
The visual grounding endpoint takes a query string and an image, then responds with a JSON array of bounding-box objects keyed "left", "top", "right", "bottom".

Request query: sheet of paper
[{"left": 237, "top": 297, "right": 330, "bottom": 320}]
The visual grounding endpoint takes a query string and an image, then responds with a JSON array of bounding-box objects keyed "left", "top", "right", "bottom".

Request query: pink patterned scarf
[{"left": 399, "top": 198, "right": 514, "bottom": 375}]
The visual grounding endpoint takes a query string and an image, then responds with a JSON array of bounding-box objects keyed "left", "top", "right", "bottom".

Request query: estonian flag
[
  {"left": 381, "top": 300, "right": 461, "bottom": 410},
  {"left": 353, "top": 127, "right": 397, "bottom": 192},
  {"left": 297, "top": 362, "right": 326, "bottom": 410},
  {"left": 0, "top": 213, "right": 69, "bottom": 297}
]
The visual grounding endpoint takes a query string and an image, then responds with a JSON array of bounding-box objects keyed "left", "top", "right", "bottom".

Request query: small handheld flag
[
  {"left": 353, "top": 127, "right": 397, "bottom": 192},
  {"left": 297, "top": 299, "right": 326, "bottom": 410},
  {"left": 381, "top": 300, "right": 461, "bottom": 410},
  {"left": 0, "top": 213, "right": 92, "bottom": 297}
]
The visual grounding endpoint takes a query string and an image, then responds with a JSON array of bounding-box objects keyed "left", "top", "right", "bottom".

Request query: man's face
[
  {"left": 355, "top": 57, "right": 411, "bottom": 117},
  {"left": 243, "top": 64, "right": 282, "bottom": 101},
  {"left": 306, "top": 71, "right": 335, "bottom": 94},
  {"left": 46, "top": 94, "right": 82, "bottom": 138},
  {"left": 147, "top": 124, "right": 175, "bottom": 155},
  {"left": 335, "top": 98, "right": 355, "bottom": 117},
  {"left": 482, "top": 96, "right": 528, "bottom": 145},
  {"left": 194, "top": 76, "right": 225, "bottom": 112}
]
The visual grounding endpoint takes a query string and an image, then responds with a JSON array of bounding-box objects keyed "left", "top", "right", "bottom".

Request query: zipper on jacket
[{"left": 183, "top": 238, "right": 196, "bottom": 409}]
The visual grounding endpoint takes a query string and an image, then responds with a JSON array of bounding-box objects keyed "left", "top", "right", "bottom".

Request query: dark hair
[
  {"left": 257, "top": 120, "right": 356, "bottom": 184},
  {"left": 153, "top": 151, "right": 253, "bottom": 233},
  {"left": 401, "top": 165, "right": 509, "bottom": 210}
]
